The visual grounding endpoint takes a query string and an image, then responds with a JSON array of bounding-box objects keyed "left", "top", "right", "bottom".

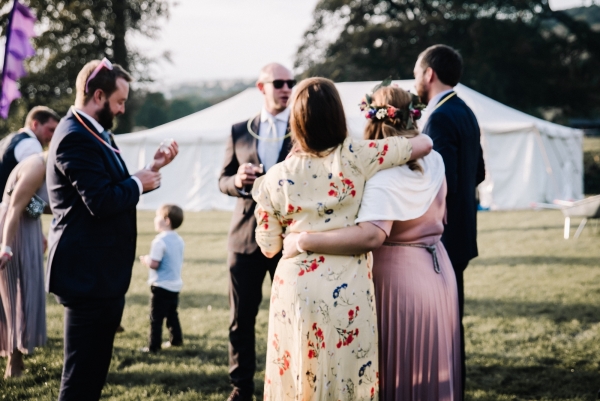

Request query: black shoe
[
  {"left": 139, "top": 346, "right": 159, "bottom": 353},
  {"left": 227, "top": 388, "right": 253, "bottom": 401}
]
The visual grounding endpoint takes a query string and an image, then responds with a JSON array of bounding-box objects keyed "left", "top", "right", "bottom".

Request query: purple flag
[{"left": 0, "top": 1, "right": 37, "bottom": 119}]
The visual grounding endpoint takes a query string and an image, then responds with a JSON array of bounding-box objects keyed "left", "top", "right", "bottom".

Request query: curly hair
[{"left": 363, "top": 86, "right": 423, "bottom": 173}]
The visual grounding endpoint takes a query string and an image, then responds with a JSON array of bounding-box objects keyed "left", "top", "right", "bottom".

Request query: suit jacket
[
  {"left": 219, "top": 115, "right": 292, "bottom": 254},
  {"left": 423, "top": 93, "right": 485, "bottom": 269},
  {"left": 46, "top": 109, "right": 140, "bottom": 299}
]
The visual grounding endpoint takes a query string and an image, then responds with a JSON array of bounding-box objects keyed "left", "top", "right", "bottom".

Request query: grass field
[{"left": 0, "top": 209, "right": 599, "bottom": 400}]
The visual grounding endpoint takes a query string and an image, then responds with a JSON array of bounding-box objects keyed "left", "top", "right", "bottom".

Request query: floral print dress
[{"left": 253, "top": 136, "right": 412, "bottom": 401}]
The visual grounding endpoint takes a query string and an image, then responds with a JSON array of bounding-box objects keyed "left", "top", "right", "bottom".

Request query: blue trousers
[{"left": 57, "top": 295, "right": 124, "bottom": 401}]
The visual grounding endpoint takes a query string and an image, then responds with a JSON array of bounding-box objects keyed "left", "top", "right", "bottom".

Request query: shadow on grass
[
  {"left": 467, "top": 360, "right": 599, "bottom": 400},
  {"left": 471, "top": 256, "right": 599, "bottom": 267},
  {"left": 109, "top": 332, "right": 266, "bottom": 397},
  {"left": 107, "top": 369, "right": 231, "bottom": 395},
  {"left": 466, "top": 298, "right": 600, "bottom": 324},
  {"left": 114, "top": 334, "right": 229, "bottom": 368}
]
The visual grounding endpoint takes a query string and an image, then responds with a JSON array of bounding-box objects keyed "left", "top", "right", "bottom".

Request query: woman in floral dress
[{"left": 252, "top": 78, "right": 433, "bottom": 400}]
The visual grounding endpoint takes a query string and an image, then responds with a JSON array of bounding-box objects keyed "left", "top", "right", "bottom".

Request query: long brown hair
[
  {"left": 290, "top": 77, "right": 347, "bottom": 156},
  {"left": 364, "top": 86, "right": 423, "bottom": 173}
]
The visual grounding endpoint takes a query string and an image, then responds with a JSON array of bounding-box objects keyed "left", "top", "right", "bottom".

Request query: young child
[{"left": 139, "top": 204, "right": 185, "bottom": 352}]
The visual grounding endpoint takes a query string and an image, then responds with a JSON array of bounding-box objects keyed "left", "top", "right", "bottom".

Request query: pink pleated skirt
[{"left": 372, "top": 241, "right": 461, "bottom": 401}]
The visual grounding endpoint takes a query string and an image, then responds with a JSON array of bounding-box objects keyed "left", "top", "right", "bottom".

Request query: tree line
[
  {"left": 1, "top": 1, "right": 598, "bottom": 136},
  {"left": 295, "top": 1, "right": 600, "bottom": 124}
]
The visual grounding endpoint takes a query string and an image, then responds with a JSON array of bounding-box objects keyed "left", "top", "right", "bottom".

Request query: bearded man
[
  {"left": 414, "top": 44, "right": 486, "bottom": 398},
  {"left": 46, "top": 58, "right": 178, "bottom": 401}
]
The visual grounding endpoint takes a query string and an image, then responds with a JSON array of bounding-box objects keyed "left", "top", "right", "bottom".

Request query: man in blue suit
[
  {"left": 46, "top": 58, "right": 178, "bottom": 401},
  {"left": 415, "top": 44, "right": 486, "bottom": 397}
]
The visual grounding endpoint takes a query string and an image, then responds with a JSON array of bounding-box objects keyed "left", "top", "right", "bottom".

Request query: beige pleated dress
[{"left": 0, "top": 155, "right": 48, "bottom": 356}]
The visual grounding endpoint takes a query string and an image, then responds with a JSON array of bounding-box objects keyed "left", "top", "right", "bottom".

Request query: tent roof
[{"left": 117, "top": 80, "right": 581, "bottom": 145}]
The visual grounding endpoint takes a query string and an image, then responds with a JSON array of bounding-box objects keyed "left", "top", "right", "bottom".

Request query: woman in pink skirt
[{"left": 283, "top": 86, "right": 462, "bottom": 400}]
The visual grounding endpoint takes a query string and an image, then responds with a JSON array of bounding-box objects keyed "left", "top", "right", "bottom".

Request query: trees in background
[
  {"left": 133, "top": 92, "right": 211, "bottom": 130},
  {"left": 0, "top": 0, "right": 170, "bottom": 133},
  {"left": 296, "top": 1, "right": 600, "bottom": 123}
]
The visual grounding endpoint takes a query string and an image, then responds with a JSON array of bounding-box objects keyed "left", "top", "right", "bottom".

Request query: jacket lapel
[
  {"left": 247, "top": 114, "right": 261, "bottom": 165},
  {"left": 71, "top": 110, "right": 128, "bottom": 179},
  {"left": 277, "top": 123, "right": 292, "bottom": 163}
]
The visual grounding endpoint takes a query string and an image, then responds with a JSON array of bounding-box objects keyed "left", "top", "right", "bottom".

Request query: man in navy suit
[
  {"left": 415, "top": 44, "right": 486, "bottom": 396},
  {"left": 46, "top": 59, "right": 178, "bottom": 401}
]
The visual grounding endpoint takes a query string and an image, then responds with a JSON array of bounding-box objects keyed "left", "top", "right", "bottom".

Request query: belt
[{"left": 382, "top": 242, "right": 441, "bottom": 274}]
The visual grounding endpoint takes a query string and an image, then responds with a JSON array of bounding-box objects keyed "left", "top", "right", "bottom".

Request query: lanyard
[
  {"left": 72, "top": 109, "right": 121, "bottom": 154},
  {"left": 433, "top": 92, "right": 456, "bottom": 111},
  {"left": 246, "top": 114, "right": 291, "bottom": 142}
]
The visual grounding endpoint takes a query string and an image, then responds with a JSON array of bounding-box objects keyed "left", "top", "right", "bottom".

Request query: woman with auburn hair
[
  {"left": 252, "top": 78, "right": 433, "bottom": 400},
  {"left": 283, "top": 85, "right": 461, "bottom": 400}
]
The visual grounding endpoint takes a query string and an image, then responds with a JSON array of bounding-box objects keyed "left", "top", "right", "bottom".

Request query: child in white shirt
[{"left": 139, "top": 204, "right": 185, "bottom": 352}]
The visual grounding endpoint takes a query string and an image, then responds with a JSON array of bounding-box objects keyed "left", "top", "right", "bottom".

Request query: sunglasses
[
  {"left": 264, "top": 79, "right": 297, "bottom": 89},
  {"left": 85, "top": 57, "right": 113, "bottom": 93}
]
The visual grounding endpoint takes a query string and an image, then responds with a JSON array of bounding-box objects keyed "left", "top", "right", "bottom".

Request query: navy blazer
[
  {"left": 46, "top": 109, "right": 140, "bottom": 299},
  {"left": 423, "top": 93, "right": 485, "bottom": 269},
  {"left": 218, "top": 115, "right": 292, "bottom": 254}
]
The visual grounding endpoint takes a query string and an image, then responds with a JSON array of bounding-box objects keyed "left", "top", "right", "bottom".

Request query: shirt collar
[
  {"left": 157, "top": 230, "right": 176, "bottom": 239},
  {"left": 73, "top": 107, "right": 105, "bottom": 134},
  {"left": 260, "top": 107, "right": 290, "bottom": 124},
  {"left": 427, "top": 89, "right": 454, "bottom": 111},
  {"left": 21, "top": 128, "right": 37, "bottom": 139}
]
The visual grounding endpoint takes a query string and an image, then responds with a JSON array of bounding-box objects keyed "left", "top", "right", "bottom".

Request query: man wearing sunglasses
[
  {"left": 46, "top": 58, "right": 179, "bottom": 401},
  {"left": 219, "top": 62, "right": 295, "bottom": 401}
]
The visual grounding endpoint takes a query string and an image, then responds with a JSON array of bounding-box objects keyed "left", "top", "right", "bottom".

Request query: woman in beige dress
[
  {"left": 0, "top": 153, "right": 49, "bottom": 378},
  {"left": 283, "top": 87, "right": 462, "bottom": 400},
  {"left": 252, "top": 78, "right": 432, "bottom": 400}
]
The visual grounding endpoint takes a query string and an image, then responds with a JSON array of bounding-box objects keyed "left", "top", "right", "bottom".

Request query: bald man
[{"left": 218, "top": 63, "right": 295, "bottom": 401}]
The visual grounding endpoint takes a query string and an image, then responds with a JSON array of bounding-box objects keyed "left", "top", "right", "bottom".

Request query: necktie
[
  {"left": 261, "top": 117, "right": 279, "bottom": 171},
  {"left": 102, "top": 130, "right": 124, "bottom": 173}
]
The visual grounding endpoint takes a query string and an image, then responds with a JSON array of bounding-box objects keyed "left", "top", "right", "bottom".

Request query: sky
[{"left": 133, "top": 0, "right": 592, "bottom": 87}]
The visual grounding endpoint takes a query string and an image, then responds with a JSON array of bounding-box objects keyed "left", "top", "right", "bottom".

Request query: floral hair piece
[{"left": 358, "top": 78, "right": 426, "bottom": 130}]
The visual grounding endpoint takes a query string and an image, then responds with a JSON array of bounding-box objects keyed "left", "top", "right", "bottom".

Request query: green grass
[{"left": 0, "top": 210, "right": 599, "bottom": 400}]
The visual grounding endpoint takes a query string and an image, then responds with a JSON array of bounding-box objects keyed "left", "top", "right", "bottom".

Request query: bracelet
[{"left": 296, "top": 232, "right": 307, "bottom": 254}]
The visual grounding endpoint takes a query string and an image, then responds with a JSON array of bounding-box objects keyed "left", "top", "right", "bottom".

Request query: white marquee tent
[{"left": 115, "top": 81, "right": 584, "bottom": 211}]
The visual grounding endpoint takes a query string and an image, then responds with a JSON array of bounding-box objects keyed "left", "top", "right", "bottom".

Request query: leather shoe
[{"left": 227, "top": 388, "right": 253, "bottom": 401}]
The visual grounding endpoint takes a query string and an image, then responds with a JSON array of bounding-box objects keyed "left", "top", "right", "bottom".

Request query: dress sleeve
[
  {"left": 353, "top": 136, "right": 412, "bottom": 180},
  {"left": 367, "top": 220, "right": 393, "bottom": 237},
  {"left": 252, "top": 175, "right": 283, "bottom": 254}
]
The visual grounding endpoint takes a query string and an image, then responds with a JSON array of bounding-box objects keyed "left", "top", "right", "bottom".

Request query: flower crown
[{"left": 358, "top": 78, "right": 426, "bottom": 130}]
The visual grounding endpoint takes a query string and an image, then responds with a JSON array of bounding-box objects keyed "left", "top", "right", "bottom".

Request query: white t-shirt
[
  {"left": 147, "top": 231, "right": 185, "bottom": 292},
  {"left": 14, "top": 129, "right": 43, "bottom": 162}
]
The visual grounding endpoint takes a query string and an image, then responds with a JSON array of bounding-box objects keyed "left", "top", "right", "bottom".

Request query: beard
[
  {"left": 97, "top": 101, "right": 116, "bottom": 131},
  {"left": 415, "top": 81, "right": 429, "bottom": 105}
]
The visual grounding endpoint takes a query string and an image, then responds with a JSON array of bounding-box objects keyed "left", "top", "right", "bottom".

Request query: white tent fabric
[{"left": 116, "top": 80, "right": 583, "bottom": 211}]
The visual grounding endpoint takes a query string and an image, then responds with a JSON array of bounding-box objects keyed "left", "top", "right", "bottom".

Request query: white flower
[{"left": 376, "top": 108, "right": 387, "bottom": 119}]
